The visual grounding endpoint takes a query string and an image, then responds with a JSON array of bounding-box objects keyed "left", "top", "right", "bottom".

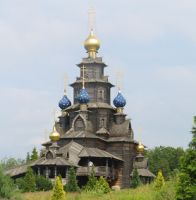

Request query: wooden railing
[{"left": 77, "top": 166, "right": 118, "bottom": 179}]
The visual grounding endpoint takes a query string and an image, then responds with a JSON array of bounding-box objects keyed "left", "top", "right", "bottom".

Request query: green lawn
[{"left": 22, "top": 181, "right": 176, "bottom": 200}]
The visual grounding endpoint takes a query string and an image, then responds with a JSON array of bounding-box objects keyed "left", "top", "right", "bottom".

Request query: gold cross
[
  {"left": 81, "top": 65, "right": 87, "bottom": 88},
  {"left": 88, "top": 7, "right": 96, "bottom": 31}
]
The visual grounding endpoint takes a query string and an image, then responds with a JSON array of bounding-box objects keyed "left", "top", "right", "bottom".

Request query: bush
[
  {"left": 51, "top": 176, "right": 66, "bottom": 200},
  {"left": 84, "top": 166, "right": 97, "bottom": 192},
  {"left": 95, "top": 176, "right": 110, "bottom": 194},
  {"left": 154, "top": 170, "right": 165, "bottom": 190},
  {"left": 35, "top": 175, "right": 53, "bottom": 191},
  {"left": 0, "top": 166, "right": 18, "bottom": 199},
  {"left": 130, "top": 168, "right": 141, "bottom": 188},
  {"left": 64, "top": 167, "right": 80, "bottom": 192}
]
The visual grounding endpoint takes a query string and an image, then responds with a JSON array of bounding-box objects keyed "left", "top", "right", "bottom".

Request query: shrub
[
  {"left": 64, "top": 167, "right": 80, "bottom": 192},
  {"left": 51, "top": 176, "right": 66, "bottom": 200},
  {"left": 95, "top": 176, "right": 110, "bottom": 194},
  {"left": 0, "top": 166, "right": 18, "bottom": 199},
  {"left": 84, "top": 166, "right": 97, "bottom": 192},
  {"left": 35, "top": 175, "right": 53, "bottom": 191},
  {"left": 154, "top": 170, "right": 165, "bottom": 190},
  {"left": 130, "top": 168, "right": 141, "bottom": 188}
]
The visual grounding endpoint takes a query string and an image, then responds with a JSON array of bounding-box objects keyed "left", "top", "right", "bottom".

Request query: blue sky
[{"left": 0, "top": 0, "right": 196, "bottom": 159}]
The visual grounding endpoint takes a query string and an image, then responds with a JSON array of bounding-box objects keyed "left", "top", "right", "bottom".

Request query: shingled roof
[{"left": 78, "top": 147, "right": 123, "bottom": 161}]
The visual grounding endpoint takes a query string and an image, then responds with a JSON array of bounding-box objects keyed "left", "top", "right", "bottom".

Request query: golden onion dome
[
  {"left": 49, "top": 126, "right": 60, "bottom": 142},
  {"left": 84, "top": 29, "right": 100, "bottom": 53},
  {"left": 137, "top": 141, "right": 144, "bottom": 153}
]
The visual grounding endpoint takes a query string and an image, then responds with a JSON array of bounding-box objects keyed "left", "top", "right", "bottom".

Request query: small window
[
  {"left": 98, "top": 89, "right": 104, "bottom": 100},
  {"left": 100, "top": 118, "right": 106, "bottom": 128},
  {"left": 74, "top": 117, "right": 85, "bottom": 131},
  {"left": 46, "top": 151, "right": 53, "bottom": 159}
]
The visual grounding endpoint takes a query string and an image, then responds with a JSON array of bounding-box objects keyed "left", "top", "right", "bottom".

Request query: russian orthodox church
[{"left": 6, "top": 28, "right": 155, "bottom": 188}]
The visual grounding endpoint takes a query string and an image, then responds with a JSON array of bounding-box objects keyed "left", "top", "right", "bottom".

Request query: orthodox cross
[
  {"left": 116, "top": 70, "right": 124, "bottom": 91},
  {"left": 88, "top": 7, "right": 96, "bottom": 31},
  {"left": 81, "top": 65, "right": 86, "bottom": 89},
  {"left": 63, "top": 73, "right": 68, "bottom": 94}
]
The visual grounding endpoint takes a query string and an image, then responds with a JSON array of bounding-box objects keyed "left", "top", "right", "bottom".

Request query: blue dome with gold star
[
  {"left": 78, "top": 88, "right": 89, "bottom": 104},
  {"left": 59, "top": 95, "right": 71, "bottom": 110},
  {"left": 113, "top": 91, "right": 126, "bottom": 108}
]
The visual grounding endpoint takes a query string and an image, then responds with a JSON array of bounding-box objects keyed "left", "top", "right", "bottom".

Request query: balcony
[{"left": 77, "top": 166, "right": 118, "bottom": 179}]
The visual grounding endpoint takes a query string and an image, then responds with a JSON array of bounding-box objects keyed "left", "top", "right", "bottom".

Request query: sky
[{"left": 0, "top": 0, "right": 196, "bottom": 159}]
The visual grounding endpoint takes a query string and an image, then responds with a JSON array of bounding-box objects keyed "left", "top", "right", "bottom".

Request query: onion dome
[
  {"left": 113, "top": 91, "right": 126, "bottom": 108},
  {"left": 78, "top": 88, "right": 90, "bottom": 104},
  {"left": 84, "top": 30, "right": 100, "bottom": 58},
  {"left": 49, "top": 126, "right": 60, "bottom": 142},
  {"left": 58, "top": 95, "right": 71, "bottom": 110},
  {"left": 137, "top": 141, "right": 144, "bottom": 153}
]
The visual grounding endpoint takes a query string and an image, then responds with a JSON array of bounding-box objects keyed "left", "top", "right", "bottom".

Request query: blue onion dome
[
  {"left": 113, "top": 91, "right": 126, "bottom": 108},
  {"left": 58, "top": 95, "right": 71, "bottom": 110},
  {"left": 78, "top": 88, "right": 90, "bottom": 104}
]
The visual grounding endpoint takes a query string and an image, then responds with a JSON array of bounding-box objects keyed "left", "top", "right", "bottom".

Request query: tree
[
  {"left": 26, "top": 152, "right": 31, "bottom": 163},
  {"left": 35, "top": 175, "right": 53, "bottom": 191},
  {"left": 31, "top": 147, "right": 38, "bottom": 161},
  {"left": 130, "top": 168, "right": 141, "bottom": 188},
  {"left": 65, "top": 167, "right": 80, "bottom": 192},
  {"left": 176, "top": 116, "right": 196, "bottom": 200},
  {"left": 51, "top": 176, "right": 66, "bottom": 200},
  {"left": 0, "top": 157, "right": 25, "bottom": 170},
  {"left": 22, "top": 167, "right": 36, "bottom": 192},
  {"left": 154, "top": 170, "right": 165, "bottom": 189},
  {"left": 0, "top": 166, "right": 16, "bottom": 199},
  {"left": 95, "top": 176, "right": 110, "bottom": 194},
  {"left": 146, "top": 146, "right": 184, "bottom": 179},
  {"left": 84, "top": 166, "right": 97, "bottom": 192}
]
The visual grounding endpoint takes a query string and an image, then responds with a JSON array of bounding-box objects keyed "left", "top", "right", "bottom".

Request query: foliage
[
  {"left": 0, "top": 166, "right": 19, "bottom": 199},
  {"left": 176, "top": 116, "right": 196, "bottom": 200},
  {"left": 51, "top": 176, "right": 66, "bottom": 200},
  {"left": 84, "top": 166, "right": 97, "bottom": 192},
  {"left": 31, "top": 147, "right": 39, "bottom": 161},
  {"left": 65, "top": 167, "right": 80, "bottom": 192},
  {"left": 22, "top": 180, "right": 176, "bottom": 200},
  {"left": 0, "top": 157, "right": 25, "bottom": 170},
  {"left": 95, "top": 176, "right": 110, "bottom": 194},
  {"left": 130, "top": 168, "right": 141, "bottom": 188},
  {"left": 26, "top": 152, "right": 31, "bottom": 164},
  {"left": 146, "top": 146, "right": 184, "bottom": 179},
  {"left": 35, "top": 175, "right": 53, "bottom": 191},
  {"left": 16, "top": 167, "right": 36, "bottom": 192},
  {"left": 154, "top": 170, "right": 165, "bottom": 190}
]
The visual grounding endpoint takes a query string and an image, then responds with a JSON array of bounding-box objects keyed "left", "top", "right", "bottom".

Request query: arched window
[
  {"left": 74, "top": 117, "right": 85, "bottom": 131},
  {"left": 98, "top": 89, "right": 104, "bottom": 100},
  {"left": 46, "top": 151, "right": 53, "bottom": 159}
]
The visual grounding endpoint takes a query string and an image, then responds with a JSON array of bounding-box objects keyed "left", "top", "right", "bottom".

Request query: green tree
[
  {"left": 176, "top": 116, "right": 196, "bottom": 200},
  {"left": 0, "top": 166, "right": 17, "bottom": 199},
  {"left": 35, "top": 175, "right": 53, "bottom": 191},
  {"left": 0, "top": 157, "right": 25, "bottom": 170},
  {"left": 65, "top": 167, "right": 80, "bottom": 192},
  {"left": 84, "top": 166, "right": 97, "bottom": 192},
  {"left": 95, "top": 176, "right": 110, "bottom": 194},
  {"left": 147, "top": 146, "right": 184, "bottom": 179},
  {"left": 22, "top": 167, "right": 36, "bottom": 192},
  {"left": 130, "top": 168, "right": 141, "bottom": 188},
  {"left": 31, "top": 147, "right": 38, "bottom": 161},
  {"left": 26, "top": 152, "right": 31, "bottom": 163},
  {"left": 154, "top": 170, "right": 165, "bottom": 189},
  {"left": 51, "top": 176, "right": 66, "bottom": 200}
]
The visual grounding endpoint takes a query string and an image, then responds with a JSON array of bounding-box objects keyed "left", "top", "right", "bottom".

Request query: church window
[
  {"left": 74, "top": 117, "right": 85, "bottom": 131},
  {"left": 98, "top": 89, "right": 104, "bottom": 100},
  {"left": 46, "top": 151, "right": 53, "bottom": 159},
  {"left": 100, "top": 118, "right": 106, "bottom": 128}
]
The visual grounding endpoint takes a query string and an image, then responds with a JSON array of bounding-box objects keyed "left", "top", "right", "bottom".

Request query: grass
[{"left": 22, "top": 181, "right": 176, "bottom": 200}]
